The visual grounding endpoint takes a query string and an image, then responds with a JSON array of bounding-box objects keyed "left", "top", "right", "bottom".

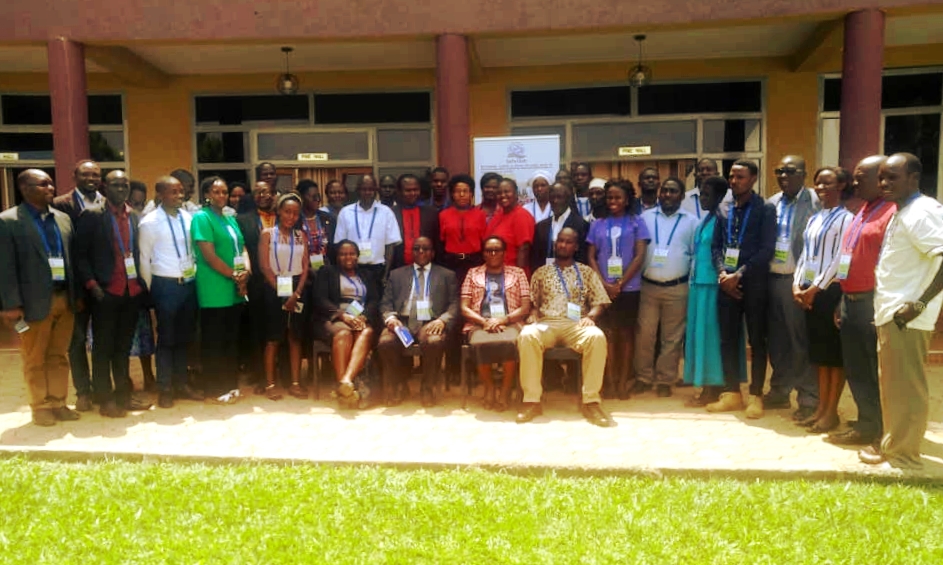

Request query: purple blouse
[{"left": 587, "top": 213, "right": 651, "bottom": 292}]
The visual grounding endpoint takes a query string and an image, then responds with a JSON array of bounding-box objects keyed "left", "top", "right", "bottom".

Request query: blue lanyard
[
  {"left": 212, "top": 211, "right": 241, "bottom": 257},
  {"left": 485, "top": 272, "right": 506, "bottom": 303},
  {"left": 164, "top": 210, "right": 190, "bottom": 260},
  {"left": 845, "top": 201, "right": 888, "bottom": 251},
  {"left": 272, "top": 228, "right": 295, "bottom": 274},
  {"left": 655, "top": 212, "right": 682, "bottom": 247},
  {"left": 577, "top": 197, "right": 590, "bottom": 218},
  {"left": 554, "top": 263, "right": 584, "bottom": 301},
  {"left": 32, "top": 213, "right": 63, "bottom": 257},
  {"left": 777, "top": 198, "right": 796, "bottom": 240},
  {"left": 343, "top": 273, "right": 366, "bottom": 301},
  {"left": 74, "top": 191, "right": 86, "bottom": 211},
  {"left": 806, "top": 207, "right": 845, "bottom": 259},
  {"left": 412, "top": 267, "right": 431, "bottom": 300},
  {"left": 109, "top": 213, "right": 133, "bottom": 257},
  {"left": 691, "top": 193, "right": 701, "bottom": 219},
  {"left": 726, "top": 203, "right": 752, "bottom": 248},
  {"left": 607, "top": 215, "right": 629, "bottom": 258},
  {"left": 354, "top": 205, "right": 378, "bottom": 240}
]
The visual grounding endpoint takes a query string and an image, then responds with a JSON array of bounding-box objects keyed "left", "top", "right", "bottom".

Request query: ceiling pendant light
[
  {"left": 276, "top": 46, "right": 299, "bottom": 95},
  {"left": 628, "top": 34, "right": 652, "bottom": 88}
]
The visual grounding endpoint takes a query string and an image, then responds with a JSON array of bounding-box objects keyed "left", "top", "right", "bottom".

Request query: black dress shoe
[
  {"left": 52, "top": 406, "right": 80, "bottom": 421},
  {"left": 631, "top": 381, "right": 653, "bottom": 395},
  {"left": 581, "top": 402, "right": 615, "bottom": 427},
  {"left": 516, "top": 403, "right": 543, "bottom": 424},
  {"left": 123, "top": 397, "right": 153, "bottom": 411},
  {"left": 158, "top": 391, "right": 174, "bottom": 409},
  {"left": 174, "top": 385, "right": 205, "bottom": 401},
  {"left": 792, "top": 405, "right": 816, "bottom": 422},
  {"left": 74, "top": 394, "right": 93, "bottom": 412},
  {"left": 762, "top": 394, "right": 791, "bottom": 410},
  {"left": 824, "top": 429, "right": 877, "bottom": 446},
  {"left": 858, "top": 444, "right": 887, "bottom": 465},
  {"left": 656, "top": 385, "right": 672, "bottom": 398},
  {"left": 99, "top": 402, "right": 127, "bottom": 419}
]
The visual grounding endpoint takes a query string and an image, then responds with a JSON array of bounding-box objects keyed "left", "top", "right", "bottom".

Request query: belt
[
  {"left": 844, "top": 291, "right": 874, "bottom": 302},
  {"left": 154, "top": 275, "right": 194, "bottom": 285},
  {"left": 770, "top": 272, "right": 795, "bottom": 279},
  {"left": 446, "top": 252, "right": 481, "bottom": 262},
  {"left": 642, "top": 275, "right": 689, "bottom": 288}
]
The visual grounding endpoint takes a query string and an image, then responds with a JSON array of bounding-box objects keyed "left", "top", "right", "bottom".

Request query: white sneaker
[{"left": 745, "top": 395, "right": 764, "bottom": 419}]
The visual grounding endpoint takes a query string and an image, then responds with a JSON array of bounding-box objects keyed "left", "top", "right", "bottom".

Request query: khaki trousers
[
  {"left": 518, "top": 318, "right": 607, "bottom": 404},
  {"left": 635, "top": 281, "right": 688, "bottom": 385},
  {"left": 19, "top": 291, "right": 74, "bottom": 410},
  {"left": 877, "top": 322, "right": 931, "bottom": 469}
]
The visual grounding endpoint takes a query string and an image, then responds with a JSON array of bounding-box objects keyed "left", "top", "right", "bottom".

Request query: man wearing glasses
[
  {"left": 378, "top": 237, "right": 459, "bottom": 407},
  {"left": 763, "top": 155, "right": 820, "bottom": 421}
]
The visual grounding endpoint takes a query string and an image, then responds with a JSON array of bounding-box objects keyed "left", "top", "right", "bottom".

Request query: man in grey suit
[
  {"left": 762, "top": 155, "right": 820, "bottom": 420},
  {"left": 378, "top": 236, "right": 459, "bottom": 407},
  {"left": 0, "top": 169, "right": 81, "bottom": 426}
]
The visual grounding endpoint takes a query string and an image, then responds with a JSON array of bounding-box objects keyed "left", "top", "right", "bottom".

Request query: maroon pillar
[
  {"left": 436, "top": 34, "right": 470, "bottom": 174},
  {"left": 838, "top": 10, "right": 884, "bottom": 172},
  {"left": 47, "top": 37, "right": 89, "bottom": 194}
]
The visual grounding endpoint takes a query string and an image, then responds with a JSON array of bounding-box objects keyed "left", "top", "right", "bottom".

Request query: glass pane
[
  {"left": 88, "top": 95, "right": 123, "bottom": 125},
  {"left": 195, "top": 95, "right": 309, "bottom": 126},
  {"left": 257, "top": 131, "right": 370, "bottom": 161},
  {"left": 703, "top": 119, "right": 761, "bottom": 153},
  {"left": 511, "top": 87, "right": 631, "bottom": 118},
  {"left": 824, "top": 74, "right": 943, "bottom": 112},
  {"left": 819, "top": 117, "right": 840, "bottom": 167},
  {"left": 315, "top": 92, "right": 431, "bottom": 124},
  {"left": 0, "top": 132, "right": 54, "bottom": 160},
  {"left": 377, "top": 129, "right": 431, "bottom": 162},
  {"left": 89, "top": 131, "right": 125, "bottom": 162},
  {"left": 510, "top": 125, "right": 566, "bottom": 158},
  {"left": 1, "top": 95, "right": 52, "bottom": 125},
  {"left": 883, "top": 114, "right": 940, "bottom": 196},
  {"left": 197, "top": 131, "right": 246, "bottom": 163},
  {"left": 823, "top": 78, "right": 841, "bottom": 112},
  {"left": 638, "top": 82, "right": 762, "bottom": 115},
  {"left": 572, "top": 121, "right": 696, "bottom": 159}
]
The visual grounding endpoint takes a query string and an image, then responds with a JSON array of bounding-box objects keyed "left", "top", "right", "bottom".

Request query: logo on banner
[{"left": 507, "top": 142, "right": 526, "bottom": 159}]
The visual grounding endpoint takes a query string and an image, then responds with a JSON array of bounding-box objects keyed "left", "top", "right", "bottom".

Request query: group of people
[{"left": 1, "top": 151, "right": 941, "bottom": 469}]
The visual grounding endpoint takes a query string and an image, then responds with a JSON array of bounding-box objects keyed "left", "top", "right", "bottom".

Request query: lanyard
[
  {"left": 691, "top": 193, "right": 701, "bottom": 219},
  {"left": 806, "top": 207, "right": 844, "bottom": 259},
  {"left": 213, "top": 211, "right": 241, "bottom": 257},
  {"left": 32, "top": 213, "right": 63, "bottom": 257},
  {"left": 607, "top": 215, "right": 629, "bottom": 258},
  {"left": 777, "top": 198, "right": 796, "bottom": 240},
  {"left": 485, "top": 272, "right": 506, "bottom": 303},
  {"left": 845, "top": 201, "right": 888, "bottom": 252},
  {"left": 272, "top": 228, "right": 295, "bottom": 274},
  {"left": 354, "top": 205, "right": 378, "bottom": 240},
  {"left": 655, "top": 212, "right": 682, "bottom": 247},
  {"left": 109, "top": 213, "right": 133, "bottom": 257},
  {"left": 164, "top": 210, "right": 190, "bottom": 260},
  {"left": 343, "top": 273, "right": 366, "bottom": 301},
  {"left": 412, "top": 267, "right": 432, "bottom": 300},
  {"left": 726, "top": 203, "right": 752, "bottom": 248},
  {"left": 577, "top": 197, "right": 591, "bottom": 218},
  {"left": 74, "top": 191, "right": 86, "bottom": 212},
  {"left": 554, "top": 263, "right": 584, "bottom": 301}
]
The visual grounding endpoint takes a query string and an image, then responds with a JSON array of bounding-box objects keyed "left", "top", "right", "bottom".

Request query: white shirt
[
  {"left": 769, "top": 188, "right": 821, "bottom": 275},
  {"left": 74, "top": 190, "right": 104, "bottom": 212},
  {"left": 793, "top": 206, "right": 852, "bottom": 290},
  {"left": 640, "top": 207, "right": 697, "bottom": 281},
  {"left": 138, "top": 206, "right": 195, "bottom": 287},
  {"left": 575, "top": 196, "right": 593, "bottom": 221},
  {"left": 874, "top": 194, "right": 943, "bottom": 331},
  {"left": 333, "top": 201, "right": 402, "bottom": 265},
  {"left": 524, "top": 200, "right": 553, "bottom": 223},
  {"left": 681, "top": 187, "right": 734, "bottom": 220}
]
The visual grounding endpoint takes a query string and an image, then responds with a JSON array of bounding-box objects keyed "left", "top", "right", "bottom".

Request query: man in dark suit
[
  {"left": 391, "top": 174, "right": 440, "bottom": 270},
  {"left": 51, "top": 159, "right": 103, "bottom": 411},
  {"left": 531, "top": 182, "right": 588, "bottom": 272},
  {"left": 378, "top": 236, "right": 459, "bottom": 407},
  {"left": 0, "top": 169, "right": 81, "bottom": 426},
  {"left": 74, "top": 170, "right": 149, "bottom": 418}
]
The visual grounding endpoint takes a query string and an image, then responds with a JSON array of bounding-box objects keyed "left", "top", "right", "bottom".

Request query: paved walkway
[{"left": 1, "top": 351, "right": 942, "bottom": 480}]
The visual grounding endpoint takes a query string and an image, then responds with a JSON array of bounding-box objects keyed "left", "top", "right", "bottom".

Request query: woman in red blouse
[
  {"left": 438, "top": 173, "right": 487, "bottom": 285},
  {"left": 486, "top": 178, "right": 535, "bottom": 277}
]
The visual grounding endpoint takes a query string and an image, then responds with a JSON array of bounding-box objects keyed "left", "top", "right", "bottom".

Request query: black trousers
[
  {"left": 718, "top": 275, "right": 769, "bottom": 395},
  {"left": 200, "top": 305, "right": 241, "bottom": 395},
  {"left": 68, "top": 306, "right": 93, "bottom": 396},
  {"left": 840, "top": 293, "right": 883, "bottom": 438},
  {"left": 91, "top": 291, "right": 141, "bottom": 405}
]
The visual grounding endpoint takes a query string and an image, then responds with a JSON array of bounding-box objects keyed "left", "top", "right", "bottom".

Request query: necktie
[{"left": 408, "top": 266, "right": 426, "bottom": 334}]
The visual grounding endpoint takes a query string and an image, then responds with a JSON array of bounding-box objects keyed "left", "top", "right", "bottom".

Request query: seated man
[
  {"left": 518, "top": 227, "right": 614, "bottom": 427},
  {"left": 378, "top": 236, "right": 459, "bottom": 407}
]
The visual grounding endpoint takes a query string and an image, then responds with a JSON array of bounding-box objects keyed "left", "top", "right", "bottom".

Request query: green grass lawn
[{"left": 1, "top": 458, "right": 941, "bottom": 564}]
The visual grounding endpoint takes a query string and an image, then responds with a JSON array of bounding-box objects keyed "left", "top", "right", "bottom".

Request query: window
[
  {"left": 637, "top": 81, "right": 762, "bottom": 115},
  {"left": 822, "top": 73, "right": 943, "bottom": 112},
  {"left": 195, "top": 95, "right": 309, "bottom": 126},
  {"left": 510, "top": 87, "right": 631, "bottom": 119},
  {"left": 314, "top": 92, "right": 431, "bottom": 124}
]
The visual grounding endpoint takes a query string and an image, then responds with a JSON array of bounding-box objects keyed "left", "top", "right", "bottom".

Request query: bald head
[
  {"left": 73, "top": 160, "right": 101, "bottom": 196},
  {"left": 853, "top": 155, "right": 886, "bottom": 202},
  {"left": 17, "top": 169, "right": 55, "bottom": 208},
  {"left": 554, "top": 227, "right": 580, "bottom": 262},
  {"left": 776, "top": 155, "right": 807, "bottom": 197},
  {"left": 103, "top": 170, "right": 130, "bottom": 206},
  {"left": 412, "top": 236, "right": 434, "bottom": 266},
  {"left": 156, "top": 176, "right": 184, "bottom": 212}
]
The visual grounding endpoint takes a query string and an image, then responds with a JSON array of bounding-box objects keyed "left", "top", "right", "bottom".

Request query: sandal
[
  {"left": 288, "top": 382, "right": 308, "bottom": 399},
  {"left": 265, "top": 383, "right": 283, "bottom": 401},
  {"left": 808, "top": 416, "right": 839, "bottom": 434}
]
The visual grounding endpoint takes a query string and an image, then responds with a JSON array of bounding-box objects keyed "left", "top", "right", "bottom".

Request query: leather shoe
[
  {"left": 52, "top": 406, "right": 80, "bottom": 421},
  {"left": 516, "top": 402, "right": 543, "bottom": 424},
  {"left": 858, "top": 444, "right": 886, "bottom": 465},
  {"left": 32, "top": 409, "right": 56, "bottom": 427},
  {"left": 631, "top": 381, "right": 653, "bottom": 395},
  {"left": 158, "top": 391, "right": 174, "bottom": 409},
  {"left": 123, "top": 396, "right": 153, "bottom": 411},
  {"left": 762, "top": 394, "right": 791, "bottom": 410},
  {"left": 174, "top": 385, "right": 205, "bottom": 401},
  {"left": 655, "top": 385, "right": 672, "bottom": 398},
  {"left": 824, "top": 429, "right": 877, "bottom": 446},
  {"left": 792, "top": 405, "right": 816, "bottom": 422},
  {"left": 99, "top": 401, "right": 127, "bottom": 419},
  {"left": 74, "top": 394, "right": 93, "bottom": 412},
  {"left": 581, "top": 402, "right": 615, "bottom": 427}
]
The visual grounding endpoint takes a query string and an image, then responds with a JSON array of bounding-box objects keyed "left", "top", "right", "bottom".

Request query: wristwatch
[{"left": 913, "top": 300, "right": 927, "bottom": 313}]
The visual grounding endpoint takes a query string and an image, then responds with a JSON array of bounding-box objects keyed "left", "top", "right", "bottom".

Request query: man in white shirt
[
  {"left": 138, "top": 176, "right": 205, "bottom": 409},
  {"left": 143, "top": 169, "right": 201, "bottom": 215},
  {"left": 633, "top": 177, "right": 696, "bottom": 397},
  {"left": 682, "top": 158, "right": 734, "bottom": 220},
  {"left": 334, "top": 174, "right": 402, "bottom": 284},
  {"left": 860, "top": 153, "right": 943, "bottom": 469}
]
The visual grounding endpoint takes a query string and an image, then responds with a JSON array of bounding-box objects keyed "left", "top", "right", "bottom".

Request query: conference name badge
[
  {"left": 489, "top": 300, "right": 506, "bottom": 319},
  {"left": 346, "top": 300, "right": 364, "bottom": 317},
  {"left": 567, "top": 302, "right": 581, "bottom": 322},
  {"left": 774, "top": 239, "right": 790, "bottom": 264},
  {"left": 277, "top": 276, "right": 293, "bottom": 297},
  {"left": 48, "top": 257, "right": 65, "bottom": 281},
  {"left": 180, "top": 258, "right": 196, "bottom": 281},
  {"left": 309, "top": 253, "right": 325, "bottom": 271},
  {"left": 607, "top": 257, "right": 623, "bottom": 279},
  {"left": 360, "top": 241, "right": 373, "bottom": 259},
  {"left": 724, "top": 248, "right": 740, "bottom": 269},
  {"left": 803, "top": 260, "right": 819, "bottom": 286},
  {"left": 416, "top": 299, "right": 432, "bottom": 321},
  {"left": 545, "top": 258, "right": 555, "bottom": 266},
  {"left": 651, "top": 247, "right": 669, "bottom": 268},
  {"left": 233, "top": 256, "right": 246, "bottom": 273},
  {"left": 124, "top": 256, "right": 137, "bottom": 278},
  {"left": 836, "top": 253, "right": 852, "bottom": 280}
]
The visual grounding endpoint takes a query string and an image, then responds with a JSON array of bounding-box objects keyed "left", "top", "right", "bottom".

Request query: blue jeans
[{"left": 151, "top": 276, "right": 198, "bottom": 392}]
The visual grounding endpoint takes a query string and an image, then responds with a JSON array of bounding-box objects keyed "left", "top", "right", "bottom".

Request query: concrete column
[
  {"left": 47, "top": 37, "right": 89, "bottom": 194},
  {"left": 838, "top": 10, "right": 884, "bottom": 171},
  {"left": 435, "top": 34, "right": 470, "bottom": 174}
]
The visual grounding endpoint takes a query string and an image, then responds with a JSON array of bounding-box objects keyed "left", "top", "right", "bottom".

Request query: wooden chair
[
  {"left": 308, "top": 340, "right": 332, "bottom": 400},
  {"left": 460, "top": 344, "right": 582, "bottom": 409}
]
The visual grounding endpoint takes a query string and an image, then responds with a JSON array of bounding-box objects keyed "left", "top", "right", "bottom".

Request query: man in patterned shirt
[{"left": 517, "top": 227, "right": 613, "bottom": 427}]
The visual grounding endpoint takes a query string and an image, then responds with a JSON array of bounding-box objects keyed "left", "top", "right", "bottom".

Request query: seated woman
[
  {"left": 460, "top": 236, "right": 531, "bottom": 411},
  {"left": 258, "top": 193, "right": 310, "bottom": 400},
  {"left": 314, "top": 239, "right": 379, "bottom": 408}
]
